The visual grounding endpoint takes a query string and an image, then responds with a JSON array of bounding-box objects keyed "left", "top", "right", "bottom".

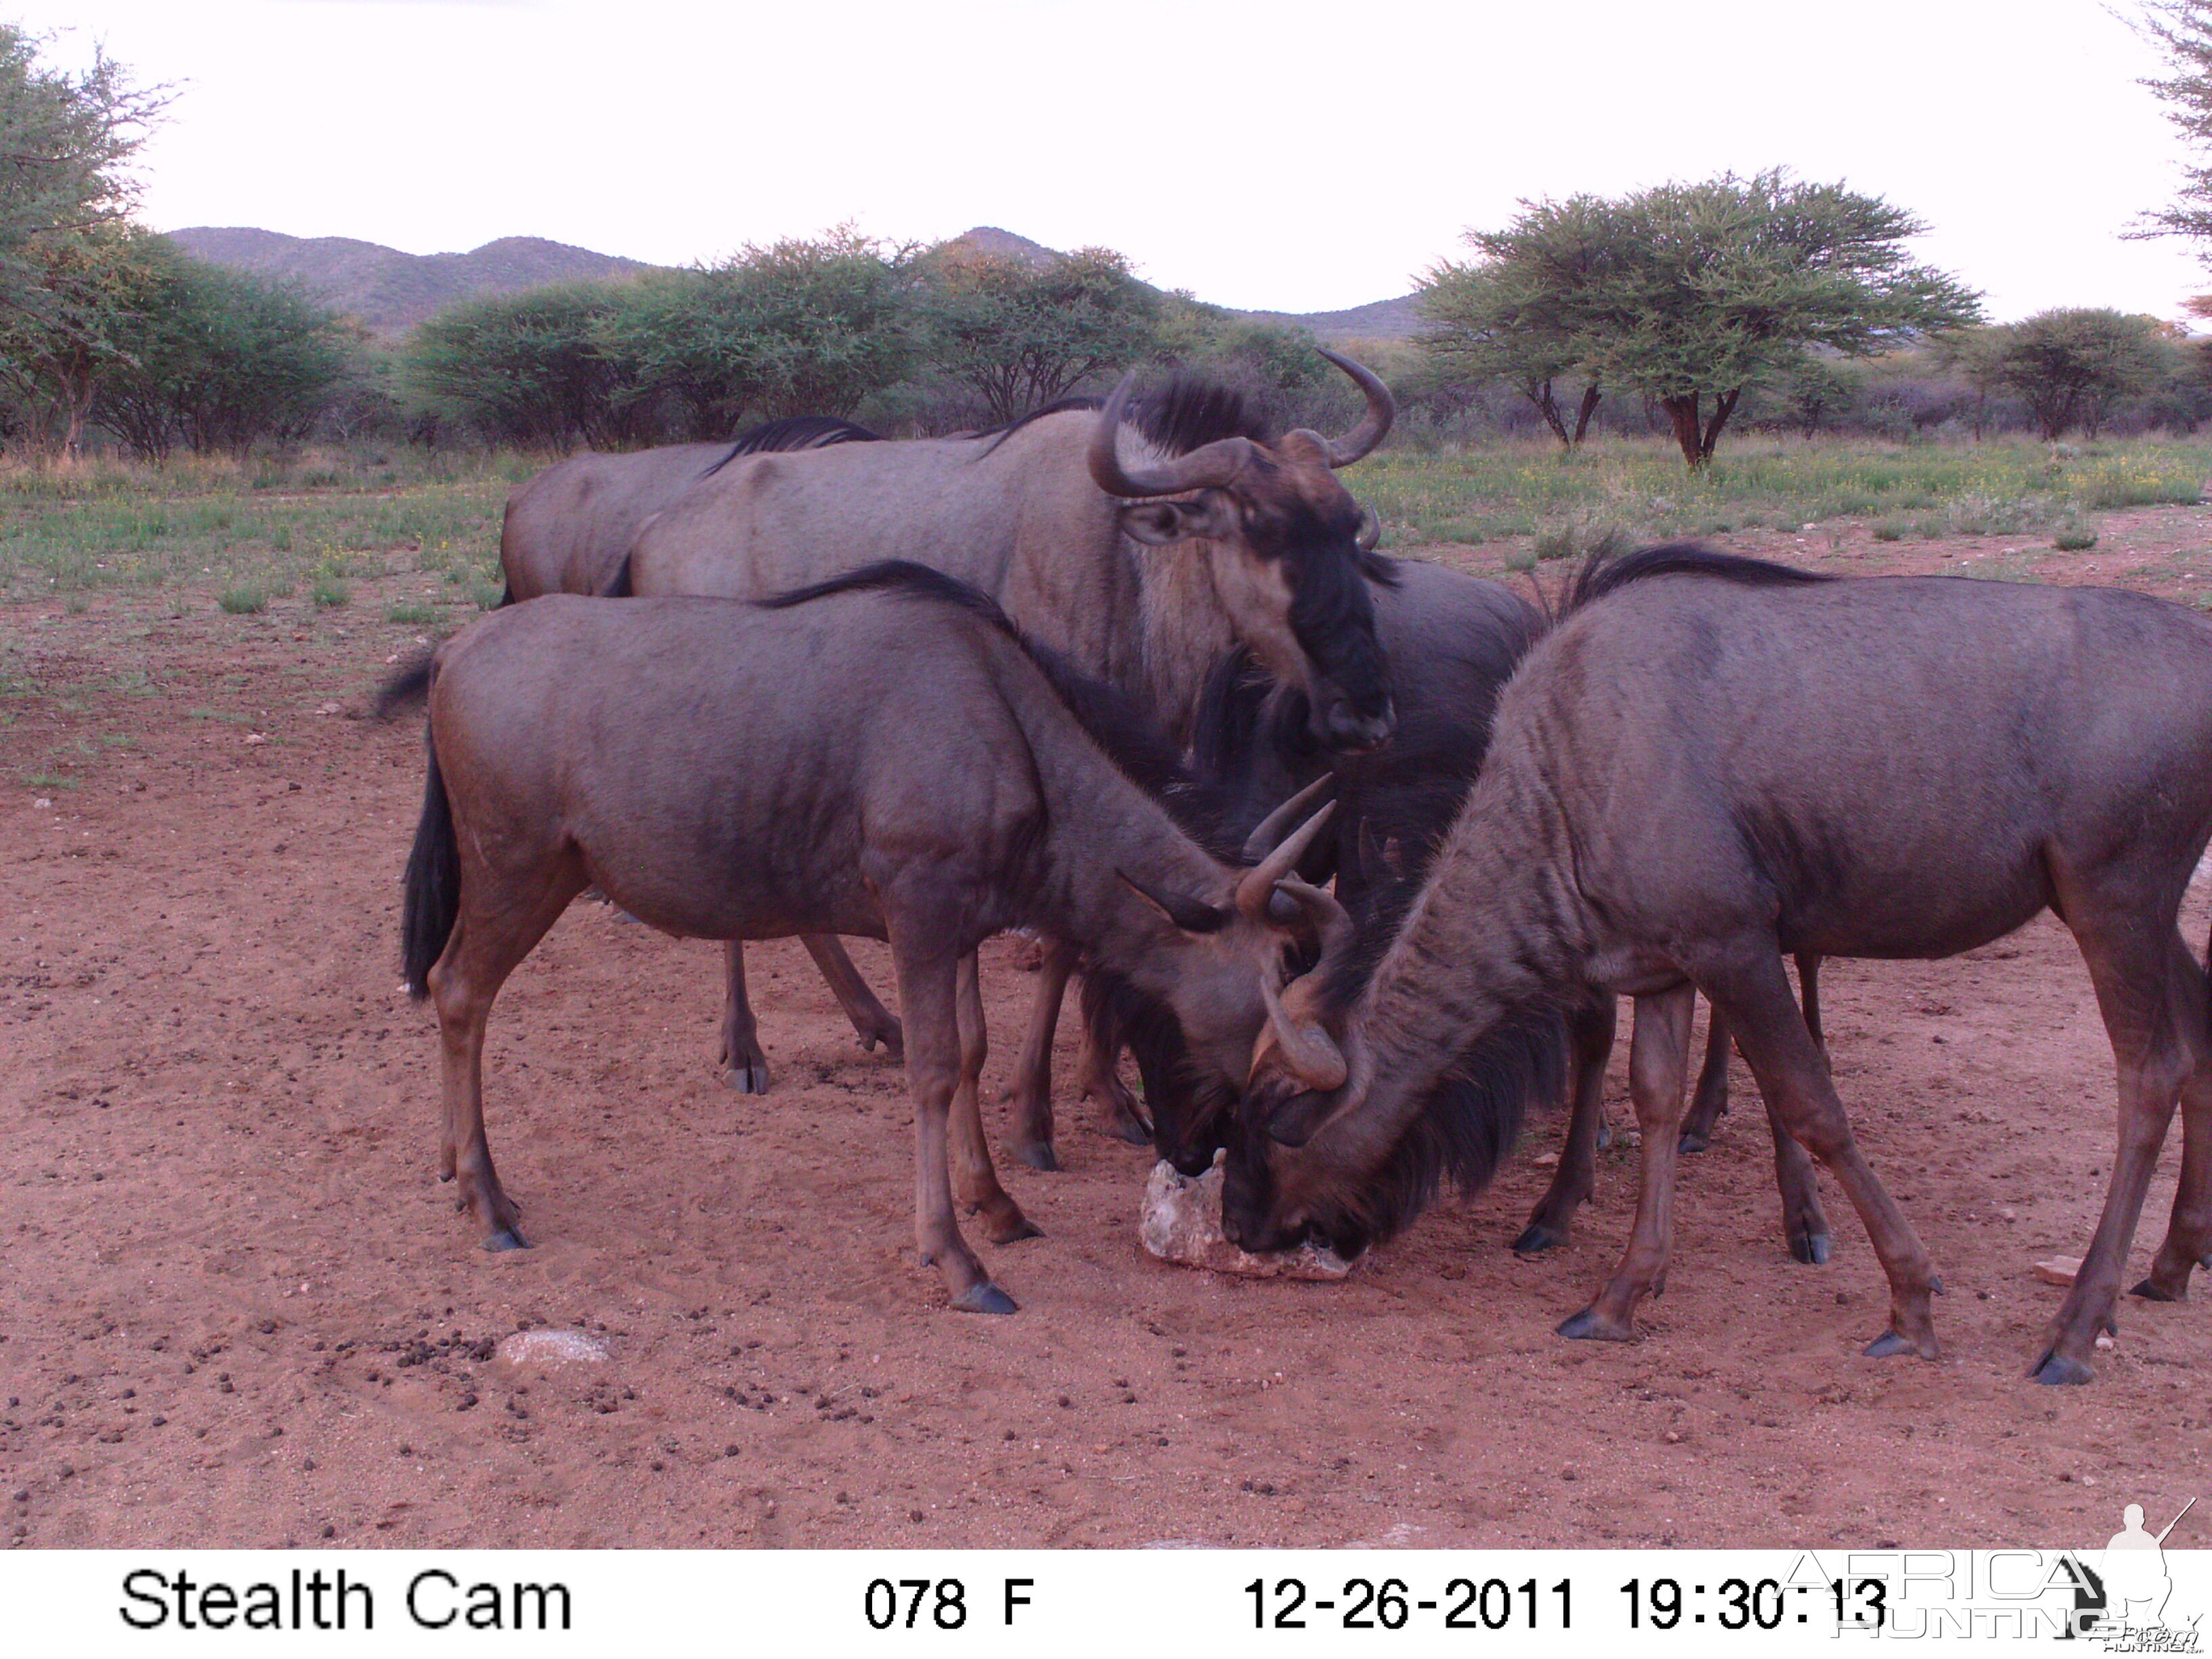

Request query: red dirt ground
[{"left": 5, "top": 518, "right": 2212, "bottom": 1551}]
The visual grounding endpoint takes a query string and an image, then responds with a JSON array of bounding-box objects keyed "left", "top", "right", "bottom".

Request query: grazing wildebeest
[
  {"left": 492, "top": 414, "right": 909, "bottom": 1071},
  {"left": 1126, "top": 556, "right": 1825, "bottom": 1265},
  {"left": 611, "top": 354, "right": 1400, "bottom": 1151},
  {"left": 1223, "top": 547, "right": 2212, "bottom": 1383},
  {"left": 394, "top": 564, "right": 1331, "bottom": 1313}
]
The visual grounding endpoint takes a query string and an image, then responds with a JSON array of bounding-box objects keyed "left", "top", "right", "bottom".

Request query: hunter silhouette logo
[{"left": 2065, "top": 1498, "right": 2200, "bottom": 1648}]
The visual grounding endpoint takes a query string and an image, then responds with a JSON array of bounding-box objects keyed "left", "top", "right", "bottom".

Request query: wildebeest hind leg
[
  {"left": 948, "top": 951, "right": 1039, "bottom": 1244},
  {"left": 1709, "top": 952, "right": 1940, "bottom": 1362},
  {"left": 1002, "top": 938, "right": 1074, "bottom": 1170},
  {"left": 1559, "top": 985, "right": 1693, "bottom": 1340},
  {"left": 430, "top": 860, "right": 587, "bottom": 1252},
  {"left": 2035, "top": 910, "right": 2191, "bottom": 1379},
  {"left": 888, "top": 928, "right": 1014, "bottom": 1313},
  {"left": 1679, "top": 1000, "right": 1732, "bottom": 1153},
  {"left": 2135, "top": 932, "right": 2212, "bottom": 1303},
  {"left": 802, "top": 934, "right": 904, "bottom": 1060},
  {"left": 719, "top": 942, "right": 771, "bottom": 1094},
  {"left": 1516, "top": 994, "right": 1614, "bottom": 1254}
]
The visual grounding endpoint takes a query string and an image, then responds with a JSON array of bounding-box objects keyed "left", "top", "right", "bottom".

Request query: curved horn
[
  {"left": 1235, "top": 801, "right": 1337, "bottom": 923},
  {"left": 1087, "top": 369, "right": 1256, "bottom": 499},
  {"left": 1258, "top": 969, "right": 1349, "bottom": 1092},
  {"left": 1317, "top": 348, "right": 1396, "bottom": 466},
  {"left": 1355, "top": 502, "right": 1382, "bottom": 552},
  {"left": 1251, "top": 876, "right": 1358, "bottom": 1094},
  {"left": 1240, "top": 773, "right": 1337, "bottom": 864}
]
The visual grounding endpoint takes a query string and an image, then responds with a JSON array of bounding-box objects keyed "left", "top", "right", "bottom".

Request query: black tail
[
  {"left": 374, "top": 651, "right": 436, "bottom": 720},
  {"left": 401, "top": 731, "right": 461, "bottom": 1000}
]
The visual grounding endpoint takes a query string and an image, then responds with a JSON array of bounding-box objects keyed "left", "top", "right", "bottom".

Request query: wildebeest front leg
[
  {"left": 1515, "top": 995, "right": 1617, "bottom": 1254},
  {"left": 1002, "top": 937, "right": 1074, "bottom": 1170},
  {"left": 1710, "top": 953, "right": 1941, "bottom": 1361},
  {"left": 947, "top": 951, "right": 1040, "bottom": 1245},
  {"left": 2034, "top": 916, "right": 2193, "bottom": 1382},
  {"left": 1080, "top": 1008, "right": 1151, "bottom": 1147},
  {"left": 802, "top": 933, "right": 904, "bottom": 1059},
  {"left": 890, "top": 934, "right": 1015, "bottom": 1314},
  {"left": 1559, "top": 984, "right": 1694, "bottom": 1340},
  {"left": 719, "top": 941, "right": 771, "bottom": 1095}
]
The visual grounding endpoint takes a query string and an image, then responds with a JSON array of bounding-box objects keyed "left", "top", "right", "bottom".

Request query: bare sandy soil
[{"left": 5, "top": 516, "right": 2212, "bottom": 1551}]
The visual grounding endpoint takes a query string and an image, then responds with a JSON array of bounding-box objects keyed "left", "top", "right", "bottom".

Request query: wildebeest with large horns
[
  {"left": 603, "top": 353, "right": 1400, "bottom": 1146},
  {"left": 394, "top": 562, "right": 1333, "bottom": 1313},
  {"left": 1225, "top": 547, "right": 2212, "bottom": 1384},
  {"left": 1121, "top": 556, "right": 1826, "bottom": 1267}
]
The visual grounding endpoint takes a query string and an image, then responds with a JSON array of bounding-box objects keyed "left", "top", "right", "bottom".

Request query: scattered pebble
[{"left": 2034, "top": 1256, "right": 2083, "bottom": 1287}]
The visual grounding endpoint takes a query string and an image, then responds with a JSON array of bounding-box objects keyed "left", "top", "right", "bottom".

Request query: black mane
[
  {"left": 699, "top": 414, "right": 881, "bottom": 479},
  {"left": 755, "top": 560, "right": 1243, "bottom": 857},
  {"left": 975, "top": 373, "right": 1273, "bottom": 459},
  {"left": 1565, "top": 543, "right": 1828, "bottom": 614}
]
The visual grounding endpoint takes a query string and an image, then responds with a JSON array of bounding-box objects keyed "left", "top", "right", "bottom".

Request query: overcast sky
[{"left": 16, "top": 0, "right": 2212, "bottom": 321}]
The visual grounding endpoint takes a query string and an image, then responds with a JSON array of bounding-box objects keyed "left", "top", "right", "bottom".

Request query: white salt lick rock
[
  {"left": 1140, "top": 1153, "right": 1353, "bottom": 1282},
  {"left": 494, "top": 1329, "right": 610, "bottom": 1371}
]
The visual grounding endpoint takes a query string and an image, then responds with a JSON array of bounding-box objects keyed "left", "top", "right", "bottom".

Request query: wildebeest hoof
[
  {"left": 1557, "top": 1306, "right": 1635, "bottom": 1342},
  {"left": 722, "top": 1062, "right": 770, "bottom": 1094},
  {"left": 1789, "top": 1231, "right": 1834, "bottom": 1266},
  {"left": 482, "top": 1226, "right": 529, "bottom": 1252},
  {"left": 1100, "top": 1106, "right": 1151, "bottom": 1147},
  {"left": 2029, "top": 1349, "right": 2095, "bottom": 1386},
  {"left": 2131, "top": 1275, "right": 2185, "bottom": 1303},
  {"left": 1512, "top": 1222, "right": 1568, "bottom": 1256},
  {"left": 979, "top": 1206, "right": 1042, "bottom": 1246},
  {"left": 1677, "top": 1128, "right": 1710, "bottom": 1154},
  {"left": 952, "top": 1282, "right": 1018, "bottom": 1315},
  {"left": 1012, "top": 1141, "right": 1061, "bottom": 1173},
  {"left": 1862, "top": 1328, "right": 1936, "bottom": 1361}
]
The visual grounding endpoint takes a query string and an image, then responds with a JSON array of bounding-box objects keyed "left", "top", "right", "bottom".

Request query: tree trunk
[
  {"left": 1570, "top": 383, "right": 1603, "bottom": 445},
  {"left": 1700, "top": 387, "right": 1742, "bottom": 462},
  {"left": 1661, "top": 394, "right": 1704, "bottom": 468},
  {"left": 1523, "top": 377, "right": 1572, "bottom": 449}
]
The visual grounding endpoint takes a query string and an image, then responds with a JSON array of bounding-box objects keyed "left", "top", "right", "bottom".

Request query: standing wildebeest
[
  {"left": 397, "top": 565, "right": 1331, "bottom": 1313},
  {"left": 1224, "top": 548, "right": 2212, "bottom": 1384},
  {"left": 612, "top": 354, "right": 1400, "bottom": 1149},
  {"left": 495, "top": 414, "right": 910, "bottom": 1068}
]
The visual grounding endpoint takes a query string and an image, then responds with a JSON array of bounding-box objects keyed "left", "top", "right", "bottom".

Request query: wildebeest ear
[
  {"left": 1119, "top": 491, "right": 1240, "bottom": 547},
  {"left": 1265, "top": 1090, "right": 1336, "bottom": 1147},
  {"left": 1117, "top": 868, "right": 1231, "bottom": 934}
]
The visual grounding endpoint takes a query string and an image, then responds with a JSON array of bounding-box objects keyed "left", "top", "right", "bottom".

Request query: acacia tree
[
  {"left": 410, "top": 284, "right": 651, "bottom": 449},
  {"left": 1417, "top": 195, "right": 1614, "bottom": 448},
  {"left": 1941, "top": 310, "right": 2170, "bottom": 440},
  {"left": 914, "top": 245, "right": 1160, "bottom": 421},
  {"left": 1432, "top": 172, "right": 1980, "bottom": 468},
  {"left": 0, "top": 26, "right": 168, "bottom": 453},
  {"left": 2137, "top": 2, "right": 2212, "bottom": 257},
  {"left": 602, "top": 228, "right": 918, "bottom": 435}
]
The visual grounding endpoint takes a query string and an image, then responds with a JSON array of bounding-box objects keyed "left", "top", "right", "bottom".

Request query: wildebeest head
[
  {"left": 1089, "top": 351, "right": 1398, "bottom": 754},
  {"left": 1106, "top": 784, "right": 1363, "bottom": 1175}
]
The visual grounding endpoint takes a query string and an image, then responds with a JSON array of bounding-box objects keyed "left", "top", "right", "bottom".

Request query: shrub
[
  {"left": 2054, "top": 527, "right": 2099, "bottom": 551},
  {"left": 310, "top": 576, "right": 348, "bottom": 607},
  {"left": 218, "top": 586, "right": 266, "bottom": 614}
]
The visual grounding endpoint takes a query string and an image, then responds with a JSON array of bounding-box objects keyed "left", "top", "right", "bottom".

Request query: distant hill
[
  {"left": 169, "top": 222, "right": 1417, "bottom": 346},
  {"left": 1236, "top": 293, "right": 1425, "bottom": 345},
  {"left": 167, "top": 228, "right": 657, "bottom": 334}
]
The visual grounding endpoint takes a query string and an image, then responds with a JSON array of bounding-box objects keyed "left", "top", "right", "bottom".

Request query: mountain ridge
[{"left": 166, "top": 224, "right": 1419, "bottom": 344}]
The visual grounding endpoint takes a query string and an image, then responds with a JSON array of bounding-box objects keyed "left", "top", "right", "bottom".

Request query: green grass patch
[
  {"left": 218, "top": 586, "right": 266, "bottom": 615},
  {"left": 2054, "top": 527, "right": 2099, "bottom": 552},
  {"left": 385, "top": 602, "right": 438, "bottom": 626},
  {"left": 311, "top": 575, "right": 350, "bottom": 607}
]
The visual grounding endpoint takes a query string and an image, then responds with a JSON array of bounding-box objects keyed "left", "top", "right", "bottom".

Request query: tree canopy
[
  {"left": 1420, "top": 170, "right": 1981, "bottom": 467},
  {"left": 1937, "top": 309, "right": 2173, "bottom": 441},
  {"left": 912, "top": 245, "right": 1160, "bottom": 422}
]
